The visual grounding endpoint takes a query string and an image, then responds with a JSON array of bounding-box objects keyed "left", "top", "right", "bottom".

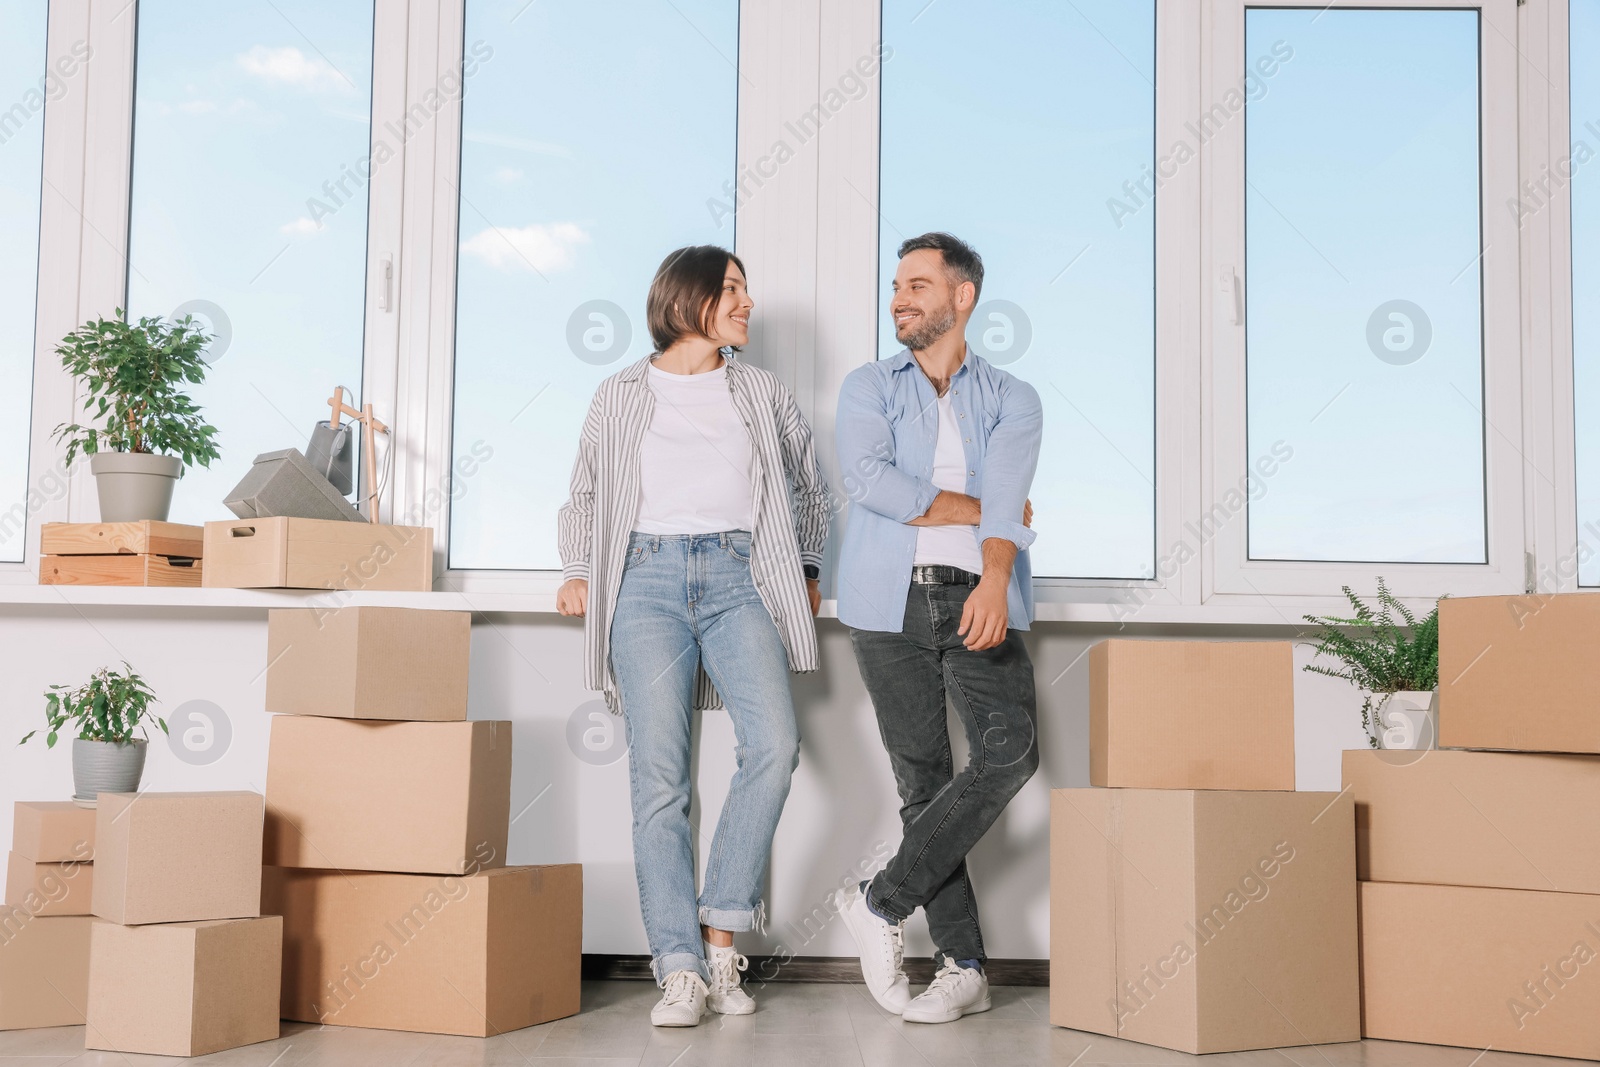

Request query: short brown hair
[
  {"left": 646, "top": 245, "right": 747, "bottom": 352},
  {"left": 898, "top": 232, "right": 984, "bottom": 302}
]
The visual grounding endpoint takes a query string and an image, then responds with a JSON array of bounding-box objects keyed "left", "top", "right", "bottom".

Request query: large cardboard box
[
  {"left": 1089, "top": 640, "right": 1295, "bottom": 790},
  {"left": 202, "top": 517, "right": 433, "bottom": 591},
  {"left": 1360, "top": 881, "right": 1600, "bottom": 1058},
  {"left": 1050, "top": 788, "right": 1359, "bottom": 1055},
  {"left": 92, "top": 792, "right": 263, "bottom": 925},
  {"left": 1439, "top": 592, "right": 1600, "bottom": 752},
  {"left": 263, "top": 864, "right": 581, "bottom": 1036},
  {"left": 5, "top": 852, "right": 93, "bottom": 916},
  {"left": 1344, "top": 748, "right": 1600, "bottom": 892},
  {"left": 266, "top": 607, "right": 470, "bottom": 720},
  {"left": 0, "top": 911, "right": 91, "bottom": 1029},
  {"left": 12, "top": 800, "right": 95, "bottom": 862},
  {"left": 86, "top": 915, "right": 281, "bottom": 1056},
  {"left": 265, "top": 717, "right": 511, "bottom": 875}
]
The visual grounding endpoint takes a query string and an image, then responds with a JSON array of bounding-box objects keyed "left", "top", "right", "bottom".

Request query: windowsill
[{"left": 0, "top": 582, "right": 1346, "bottom": 628}]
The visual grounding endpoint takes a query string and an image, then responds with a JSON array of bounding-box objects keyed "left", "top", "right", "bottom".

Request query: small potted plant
[
  {"left": 1303, "top": 579, "right": 1441, "bottom": 750},
  {"left": 20, "top": 664, "right": 168, "bottom": 805},
  {"left": 53, "top": 310, "right": 222, "bottom": 522}
]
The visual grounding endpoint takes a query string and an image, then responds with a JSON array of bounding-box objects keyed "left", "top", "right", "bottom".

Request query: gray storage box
[{"left": 224, "top": 448, "right": 365, "bottom": 522}]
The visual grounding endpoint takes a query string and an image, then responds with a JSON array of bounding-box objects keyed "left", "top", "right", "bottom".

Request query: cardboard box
[
  {"left": 0, "top": 911, "right": 91, "bottom": 1029},
  {"left": 263, "top": 864, "right": 580, "bottom": 1036},
  {"left": 1344, "top": 748, "right": 1600, "bottom": 892},
  {"left": 1090, "top": 640, "right": 1296, "bottom": 790},
  {"left": 12, "top": 800, "right": 95, "bottom": 862},
  {"left": 86, "top": 915, "right": 281, "bottom": 1056},
  {"left": 40, "top": 520, "right": 204, "bottom": 557},
  {"left": 1360, "top": 881, "right": 1600, "bottom": 1058},
  {"left": 266, "top": 607, "right": 470, "bottom": 720},
  {"left": 202, "top": 516, "right": 433, "bottom": 592},
  {"left": 1439, "top": 592, "right": 1600, "bottom": 752},
  {"left": 92, "top": 792, "right": 263, "bottom": 925},
  {"left": 1050, "top": 788, "right": 1359, "bottom": 1055},
  {"left": 265, "top": 717, "right": 511, "bottom": 875},
  {"left": 5, "top": 852, "right": 93, "bottom": 916}
]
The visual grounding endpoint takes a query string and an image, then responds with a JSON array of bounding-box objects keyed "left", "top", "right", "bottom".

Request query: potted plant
[
  {"left": 53, "top": 310, "right": 222, "bottom": 522},
  {"left": 19, "top": 664, "right": 168, "bottom": 806},
  {"left": 1303, "top": 579, "right": 1441, "bottom": 750}
]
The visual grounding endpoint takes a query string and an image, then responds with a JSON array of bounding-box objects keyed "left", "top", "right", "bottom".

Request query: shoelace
[
  {"left": 662, "top": 970, "right": 703, "bottom": 1005},
  {"left": 922, "top": 959, "right": 966, "bottom": 998},
  {"left": 709, "top": 951, "right": 749, "bottom": 993},
  {"left": 886, "top": 918, "right": 908, "bottom": 978}
]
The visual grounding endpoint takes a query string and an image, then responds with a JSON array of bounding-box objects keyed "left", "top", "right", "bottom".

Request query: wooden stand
[{"left": 39, "top": 521, "right": 204, "bottom": 588}]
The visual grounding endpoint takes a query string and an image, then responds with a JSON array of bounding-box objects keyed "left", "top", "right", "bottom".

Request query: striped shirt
[{"left": 558, "top": 353, "right": 831, "bottom": 713}]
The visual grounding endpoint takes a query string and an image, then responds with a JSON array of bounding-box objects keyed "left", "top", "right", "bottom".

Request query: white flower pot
[
  {"left": 1372, "top": 690, "right": 1438, "bottom": 751},
  {"left": 89, "top": 452, "right": 183, "bottom": 522}
]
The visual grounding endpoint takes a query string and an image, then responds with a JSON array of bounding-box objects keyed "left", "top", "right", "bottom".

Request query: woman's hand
[
  {"left": 556, "top": 578, "right": 589, "bottom": 617},
  {"left": 806, "top": 578, "right": 821, "bottom": 617}
]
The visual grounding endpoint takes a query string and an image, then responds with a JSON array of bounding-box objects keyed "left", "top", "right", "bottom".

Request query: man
[{"left": 833, "top": 232, "right": 1042, "bottom": 1024}]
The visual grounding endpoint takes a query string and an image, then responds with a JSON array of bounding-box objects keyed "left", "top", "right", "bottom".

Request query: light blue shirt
[{"left": 834, "top": 346, "right": 1043, "bottom": 633}]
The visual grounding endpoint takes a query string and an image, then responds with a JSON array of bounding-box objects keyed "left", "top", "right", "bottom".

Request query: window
[
  {"left": 877, "top": 0, "right": 1157, "bottom": 581},
  {"left": 126, "top": 1, "right": 375, "bottom": 525},
  {"left": 1574, "top": 0, "right": 1600, "bottom": 585},
  {"left": 446, "top": 0, "right": 739, "bottom": 571},
  {"left": 1243, "top": 8, "right": 1485, "bottom": 563},
  {"left": 0, "top": 0, "right": 48, "bottom": 562}
]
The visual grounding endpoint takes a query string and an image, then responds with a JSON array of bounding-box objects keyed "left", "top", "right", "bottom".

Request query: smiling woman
[{"left": 124, "top": 1, "right": 375, "bottom": 525}]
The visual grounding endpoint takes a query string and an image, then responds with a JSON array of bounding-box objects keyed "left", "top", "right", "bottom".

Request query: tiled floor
[{"left": 0, "top": 981, "right": 1591, "bottom": 1066}]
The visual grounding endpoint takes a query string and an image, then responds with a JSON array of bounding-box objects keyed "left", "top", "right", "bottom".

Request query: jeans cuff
[
  {"left": 653, "top": 950, "right": 710, "bottom": 986},
  {"left": 697, "top": 900, "right": 766, "bottom": 933},
  {"left": 865, "top": 878, "right": 910, "bottom": 924}
]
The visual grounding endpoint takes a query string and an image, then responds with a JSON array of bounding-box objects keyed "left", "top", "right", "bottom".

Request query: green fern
[{"left": 1302, "top": 578, "right": 1440, "bottom": 695}]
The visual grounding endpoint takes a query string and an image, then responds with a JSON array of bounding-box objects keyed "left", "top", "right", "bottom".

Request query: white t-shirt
[
  {"left": 913, "top": 392, "right": 983, "bottom": 573},
  {"left": 634, "top": 363, "right": 756, "bottom": 535}
]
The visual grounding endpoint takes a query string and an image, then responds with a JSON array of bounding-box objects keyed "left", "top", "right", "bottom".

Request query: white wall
[{"left": 0, "top": 607, "right": 1369, "bottom": 962}]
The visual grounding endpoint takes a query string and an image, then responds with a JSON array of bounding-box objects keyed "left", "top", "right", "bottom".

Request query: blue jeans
[{"left": 609, "top": 531, "right": 801, "bottom": 985}]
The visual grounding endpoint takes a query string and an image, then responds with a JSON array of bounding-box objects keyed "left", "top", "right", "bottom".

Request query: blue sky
[
  {"left": 880, "top": 0, "right": 1156, "bottom": 581},
  {"left": 0, "top": 0, "right": 46, "bottom": 561},
  {"left": 447, "top": 0, "right": 738, "bottom": 570},
  {"left": 1574, "top": 0, "right": 1600, "bottom": 583},
  {"left": 1245, "top": 8, "right": 1485, "bottom": 563},
  {"left": 125, "top": 1, "right": 373, "bottom": 526}
]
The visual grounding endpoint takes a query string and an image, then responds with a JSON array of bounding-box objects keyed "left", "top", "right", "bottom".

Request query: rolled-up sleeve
[
  {"left": 836, "top": 366, "right": 940, "bottom": 524},
  {"left": 976, "top": 377, "right": 1042, "bottom": 551}
]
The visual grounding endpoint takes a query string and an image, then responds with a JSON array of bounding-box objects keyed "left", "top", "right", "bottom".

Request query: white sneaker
[
  {"left": 902, "top": 956, "right": 991, "bottom": 1024},
  {"left": 704, "top": 942, "right": 756, "bottom": 1015},
  {"left": 838, "top": 882, "right": 911, "bottom": 1014},
  {"left": 650, "top": 969, "right": 709, "bottom": 1027}
]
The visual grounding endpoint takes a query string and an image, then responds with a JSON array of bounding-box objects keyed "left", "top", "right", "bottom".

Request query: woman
[{"left": 556, "top": 245, "right": 830, "bottom": 1027}]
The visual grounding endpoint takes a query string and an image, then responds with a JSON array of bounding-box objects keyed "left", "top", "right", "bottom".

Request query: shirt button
[
  {"left": 959, "top": 413, "right": 965, "bottom": 419},
  {"left": 969, "top": 470, "right": 976, "bottom": 476}
]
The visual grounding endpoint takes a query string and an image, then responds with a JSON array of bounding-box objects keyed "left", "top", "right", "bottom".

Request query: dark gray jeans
[{"left": 849, "top": 583, "right": 1039, "bottom": 964}]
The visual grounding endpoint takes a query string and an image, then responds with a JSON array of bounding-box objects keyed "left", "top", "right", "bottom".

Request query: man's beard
[{"left": 895, "top": 300, "right": 958, "bottom": 351}]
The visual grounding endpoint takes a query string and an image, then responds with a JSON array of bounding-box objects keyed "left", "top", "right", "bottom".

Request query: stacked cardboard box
[
  {"left": 1052, "top": 639, "right": 1360, "bottom": 1056},
  {"left": 86, "top": 791, "right": 280, "bottom": 1057},
  {"left": 1349, "top": 591, "right": 1600, "bottom": 1059},
  {"left": 1, "top": 802, "right": 96, "bottom": 1029},
  {"left": 258, "top": 606, "right": 582, "bottom": 1037}
]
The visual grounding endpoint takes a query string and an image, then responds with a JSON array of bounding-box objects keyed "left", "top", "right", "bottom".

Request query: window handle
[
  {"left": 1217, "top": 265, "right": 1242, "bottom": 326},
  {"left": 378, "top": 254, "right": 393, "bottom": 313}
]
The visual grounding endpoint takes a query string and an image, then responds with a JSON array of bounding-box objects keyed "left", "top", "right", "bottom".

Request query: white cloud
[
  {"left": 490, "top": 166, "right": 524, "bottom": 185},
  {"left": 462, "top": 130, "right": 571, "bottom": 157},
  {"left": 460, "top": 223, "right": 588, "bottom": 273},
  {"left": 280, "top": 216, "right": 323, "bottom": 236},
  {"left": 237, "top": 46, "right": 350, "bottom": 93}
]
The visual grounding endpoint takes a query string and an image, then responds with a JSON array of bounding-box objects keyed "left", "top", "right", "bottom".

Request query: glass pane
[
  {"left": 1245, "top": 8, "right": 1484, "bottom": 563},
  {"left": 879, "top": 0, "right": 1156, "bottom": 580},
  {"left": 1574, "top": 0, "right": 1600, "bottom": 584},
  {"left": 0, "top": 0, "right": 48, "bottom": 562},
  {"left": 448, "top": 0, "right": 738, "bottom": 570},
  {"left": 127, "top": 1, "right": 373, "bottom": 525}
]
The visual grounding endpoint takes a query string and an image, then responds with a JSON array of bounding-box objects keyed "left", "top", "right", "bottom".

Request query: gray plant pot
[
  {"left": 89, "top": 452, "right": 183, "bottom": 522},
  {"left": 71, "top": 738, "right": 148, "bottom": 807}
]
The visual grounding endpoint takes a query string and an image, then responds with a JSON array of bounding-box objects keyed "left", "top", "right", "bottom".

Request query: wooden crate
[
  {"left": 40, "top": 521, "right": 204, "bottom": 558},
  {"left": 202, "top": 518, "right": 432, "bottom": 592},
  {"left": 39, "top": 553, "right": 202, "bottom": 588}
]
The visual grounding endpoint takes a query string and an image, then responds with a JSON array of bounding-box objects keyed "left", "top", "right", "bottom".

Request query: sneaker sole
[
  {"left": 651, "top": 1014, "right": 706, "bottom": 1027},
  {"left": 901, "top": 994, "right": 992, "bottom": 1025},
  {"left": 707, "top": 998, "right": 756, "bottom": 1016}
]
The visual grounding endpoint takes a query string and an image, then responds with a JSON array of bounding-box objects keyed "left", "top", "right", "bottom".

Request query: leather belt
[{"left": 910, "top": 564, "right": 980, "bottom": 587}]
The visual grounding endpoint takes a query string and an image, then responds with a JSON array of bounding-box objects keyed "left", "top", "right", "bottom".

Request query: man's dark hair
[
  {"left": 897, "top": 232, "right": 983, "bottom": 302},
  {"left": 646, "top": 245, "right": 748, "bottom": 352}
]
